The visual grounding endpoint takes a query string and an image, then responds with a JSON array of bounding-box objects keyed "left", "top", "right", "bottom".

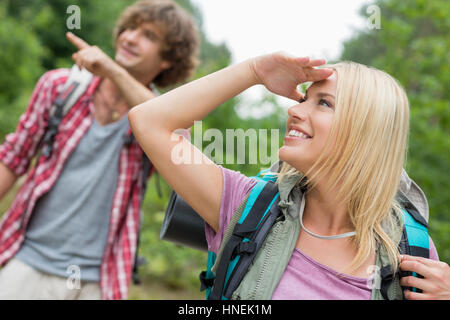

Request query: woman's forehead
[{"left": 306, "top": 72, "right": 337, "bottom": 94}]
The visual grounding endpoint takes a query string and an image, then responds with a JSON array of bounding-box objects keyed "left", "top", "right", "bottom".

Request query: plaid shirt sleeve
[{"left": 0, "top": 69, "right": 68, "bottom": 176}]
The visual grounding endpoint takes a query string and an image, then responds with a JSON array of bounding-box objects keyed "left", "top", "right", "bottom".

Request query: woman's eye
[{"left": 319, "top": 99, "right": 331, "bottom": 108}]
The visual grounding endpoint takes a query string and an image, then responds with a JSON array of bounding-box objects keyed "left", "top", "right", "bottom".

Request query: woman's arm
[
  {"left": 129, "top": 53, "right": 333, "bottom": 232},
  {"left": 129, "top": 60, "right": 256, "bottom": 232}
]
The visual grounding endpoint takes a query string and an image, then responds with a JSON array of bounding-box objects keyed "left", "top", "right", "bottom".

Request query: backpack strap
[
  {"left": 399, "top": 208, "right": 429, "bottom": 295},
  {"left": 208, "top": 178, "right": 280, "bottom": 300},
  {"left": 199, "top": 193, "right": 250, "bottom": 298},
  {"left": 131, "top": 150, "right": 153, "bottom": 285},
  {"left": 378, "top": 209, "right": 429, "bottom": 300},
  {"left": 41, "top": 66, "right": 93, "bottom": 157},
  {"left": 199, "top": 250, "right": 218, "bottom": 298}
]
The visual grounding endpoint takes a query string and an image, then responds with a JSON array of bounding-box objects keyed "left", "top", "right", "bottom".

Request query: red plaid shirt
[{"left": 0, "top": 69, "right": 152, "bottom": 299}]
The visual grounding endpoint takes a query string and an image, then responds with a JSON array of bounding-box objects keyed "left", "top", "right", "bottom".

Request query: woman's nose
[{"left": 288, "top": 103, "right": 308, "bottom": 122}]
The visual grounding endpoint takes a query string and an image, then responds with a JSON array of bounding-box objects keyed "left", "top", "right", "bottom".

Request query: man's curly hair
[{"left": 114, "top": 0, "right": 200, "bottom": 87}]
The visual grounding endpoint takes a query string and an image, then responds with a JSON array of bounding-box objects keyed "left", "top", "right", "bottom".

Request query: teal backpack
[{"left": 199, "top": 170, "right": 430, "bottom": 300}]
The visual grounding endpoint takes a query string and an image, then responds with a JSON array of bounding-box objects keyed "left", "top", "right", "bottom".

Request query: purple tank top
[{"left": 205, "top": 166, "right": 440, "bottom": 300}]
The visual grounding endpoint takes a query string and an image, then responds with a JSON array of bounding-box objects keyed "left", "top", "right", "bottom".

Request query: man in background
[{"left": 0, "top": 0, "right": 199, "bottom": 299}]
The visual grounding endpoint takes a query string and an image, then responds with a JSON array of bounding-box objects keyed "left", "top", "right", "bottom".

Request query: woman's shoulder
[
  {"left": 220, "top": 165, "right": 258, "bottom": 197},
  {"left": 219, "top": 165, "right": 259, "bottom": 217},
  {"left": 205, "top": 165, "right": 258, "bottom": 253}
]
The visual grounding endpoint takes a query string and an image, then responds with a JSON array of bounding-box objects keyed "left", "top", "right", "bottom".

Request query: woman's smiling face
[{"left": 278, "top": 72, "right": 337, "bottom": 174}]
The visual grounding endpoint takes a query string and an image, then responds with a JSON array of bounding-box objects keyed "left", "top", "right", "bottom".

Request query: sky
[{"left": 191, "top": 0, "right": 372, "bottom": 115}]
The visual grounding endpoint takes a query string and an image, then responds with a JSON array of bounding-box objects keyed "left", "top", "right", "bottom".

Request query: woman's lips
[{"left": 284, "top": 135, "right": 311, "bottom": 142}]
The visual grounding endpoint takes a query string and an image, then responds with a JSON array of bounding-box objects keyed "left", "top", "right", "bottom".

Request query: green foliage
[
  {"left": 139, "top": 176, "right": 207, "bottom": 289},
  {"left": 341, "top": 0, "right": 449, "bottom": 262},
  {"left": 4, "top": 0, "right": 132, "bottom": 69},
  {"left": 0, "top": 5, "right": 45, "bottom": 137}
]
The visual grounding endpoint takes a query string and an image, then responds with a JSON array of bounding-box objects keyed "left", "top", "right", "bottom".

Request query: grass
[{"left": 129, "top": 277, "right": 204, "bottom": 300}]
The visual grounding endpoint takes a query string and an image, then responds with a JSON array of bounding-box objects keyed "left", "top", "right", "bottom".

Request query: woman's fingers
[
  {"left": 400, "top": 255, "right": 450, "bottom": 300},
  {"left": 304, "top": 67, "right": 334, "bottom": 82},
  {"left": 400, "top": 275, "right": 435, "bottom": 293},
  {"left": 293, "top": 57, "right": 326, "bottom": 67},
  {"left": 401, "top": 254, "right": 442, "bottom": 268},
  {"left": 403, "top": 289, "right": 432, "bottom": 300},
  {"left": 400, "top": 259, "right": 434, "bottom": 279},
  {"left": 293, "top": 56, "right": 310, "bottom": 65},
  {"left": 399, "top": 254, "right": 448, "bottom": 279},
  {"left": 252, "top": 52, "right": 333, "bottom": 100},
  {"left": 287, "top": 90, "right": 304, "bottom": 102},
  {"left": 307, "top": 58, "right": 327, "bottom": 67},
  {"left": 293, "top": 57, "right": 332, "bottom": 81}
]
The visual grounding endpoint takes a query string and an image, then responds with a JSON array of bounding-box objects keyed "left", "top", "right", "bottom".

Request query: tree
[{"left": 0, "top": 4, "right": 44, "bottom": 137}]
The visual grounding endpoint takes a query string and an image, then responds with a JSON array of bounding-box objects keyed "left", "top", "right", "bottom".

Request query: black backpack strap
[
  {"left": 379, "top": 265, "right": 396, "bottom": 300},
  {"left": 40, "top": 66, "right": 93, "bottom": 158},
  {"left": 130, "top": 135, "right": 153, "bottom": 285},
  {"left": 209, "top": 181, "right": 279, "bottom": 300},
  {"left": 41, "top": 81, "right": 81, "bottom": 157},
  {"left": 131, "top": 231, "right": 147, "bottom": 285},
  {"left": 223, "top": 194, "right": 281, "bottom": 299}
]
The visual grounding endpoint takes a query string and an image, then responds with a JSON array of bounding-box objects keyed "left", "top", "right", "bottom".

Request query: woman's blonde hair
[{"left": 279, "top": 61, "right": 410, "bottom": 273}]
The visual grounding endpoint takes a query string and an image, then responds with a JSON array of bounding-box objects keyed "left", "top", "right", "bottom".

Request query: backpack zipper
[{"left": 250, "top": 218, "right": 283, "bottom": 299}]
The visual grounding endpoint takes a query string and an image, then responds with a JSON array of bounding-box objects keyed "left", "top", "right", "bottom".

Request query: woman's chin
[
  {"left": 278, "top": 147, "right": 311, "bottom": 173},
  {"left": 278, "top": 146, "right": 301, "bottom": 163},
  {"left": 277, "top": 147, "right": 288, "bottom": 162}
]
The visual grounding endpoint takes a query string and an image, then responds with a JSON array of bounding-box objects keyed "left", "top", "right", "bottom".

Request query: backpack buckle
[
  {"left": 231, "top": 241, "right": 257, "bottom": 260},
  {"left": 238, "top": 241, "right": 257, "bottom": 255}
]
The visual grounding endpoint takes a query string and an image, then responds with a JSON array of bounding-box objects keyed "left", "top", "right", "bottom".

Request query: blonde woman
[{"left": 129, "top": 52, "right": 441, "bottom": 299}]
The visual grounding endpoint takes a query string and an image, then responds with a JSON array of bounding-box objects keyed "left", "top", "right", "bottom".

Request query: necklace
[
  {"left": 111, "top": 110, "right": 120, "bottom": 122},
  {"left": 298, "top": 193, "right": 356, "bottom": 240},
  {"left": 95, "top": 82, "right": 123, "bottom": 122}
]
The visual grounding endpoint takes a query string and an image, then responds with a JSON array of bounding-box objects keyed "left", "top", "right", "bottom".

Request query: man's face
[{"left": 115, "top": 22, "right": 171, "bottom": 81}]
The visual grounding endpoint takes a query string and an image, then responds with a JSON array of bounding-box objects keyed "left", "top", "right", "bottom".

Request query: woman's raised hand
[
  {"left": 249, "top": 52, "right": 334, "bottom": 101},
  {"left": 400, "top": 254, "right": 450, "bottom": 300}
]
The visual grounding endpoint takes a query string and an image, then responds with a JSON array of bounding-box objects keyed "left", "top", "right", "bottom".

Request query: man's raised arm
[{"left": 67, "top": 32, "right": 155, "bottom": 107}]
